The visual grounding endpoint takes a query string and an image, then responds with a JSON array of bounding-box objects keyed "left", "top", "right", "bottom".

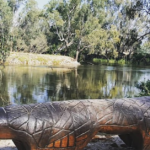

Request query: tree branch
[
  {"left": 138, "top": 31, "right": 150, "bottom": 41},
  {"left": 80, "top": 45, "right": 93, "bottom": 52},
  {"left": 55, "top": 25, "right": 65, "bottom": 41}
]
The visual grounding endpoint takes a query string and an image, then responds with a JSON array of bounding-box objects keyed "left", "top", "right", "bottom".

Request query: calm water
[{"left": 0, "top": 65, "right": 150, "bottom": 106}]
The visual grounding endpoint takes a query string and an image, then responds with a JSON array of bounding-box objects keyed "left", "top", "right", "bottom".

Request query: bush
[
  {"left": 0, "top": 48, "right": 10, "bottom": 64},
  {"left": 93, "top": 58, "right": 114, "bottom": 64},
  {"left": 93, "top": 58, "right": 126, "bottom": 65},
  {"left": 136, "top": 80, "right": 150, "bottom": 96},
  {"left": 117, "top": 59, "right": 126, "bottom": 64}
]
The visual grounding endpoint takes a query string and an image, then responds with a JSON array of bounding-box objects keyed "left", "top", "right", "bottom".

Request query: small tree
[
  {"left": 0, "top": 0, "right": 13, "bottom": 64},
  {"left": 74, "top": 16, "right": 106, "bottom": 61}
]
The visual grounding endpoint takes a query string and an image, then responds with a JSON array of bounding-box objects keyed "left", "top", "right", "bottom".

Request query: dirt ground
[{"left": 0, "top": 136, "right": 134, "bottom": 150}]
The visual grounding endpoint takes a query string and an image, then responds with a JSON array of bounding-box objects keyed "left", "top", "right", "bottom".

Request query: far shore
[{"left": 4, "top": 52, "right": 80, "bottom": 68}]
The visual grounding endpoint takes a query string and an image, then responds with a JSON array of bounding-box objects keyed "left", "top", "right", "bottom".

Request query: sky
[{"left": 36, "top": 0, "right": 50, "bottom": 9}]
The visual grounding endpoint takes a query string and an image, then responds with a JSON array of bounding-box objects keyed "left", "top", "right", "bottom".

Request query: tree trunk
[
  {"left": 10, "top": 43, "right": 12, "bottom": 52},
  {"left": 107, "top": 58, "right": 109, "bottom": 64},
  {"left": 75, "top": 50, "right": 80, "bottom": 62}
]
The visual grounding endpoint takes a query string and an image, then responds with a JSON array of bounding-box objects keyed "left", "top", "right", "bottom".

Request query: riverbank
[
  {"left": 5, "top": 52, "right": 80, "bottom": 68},
  {"left": 92, "top": 58, "right": 150, "bottom": 66},
  {"left": 93, "top": 58, "right": 127, "bottom": 66},
  {"left": 0, "top": 136, "right": 134, "bottom": 150}
]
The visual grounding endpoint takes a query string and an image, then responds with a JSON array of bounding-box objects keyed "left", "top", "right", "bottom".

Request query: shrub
[
  {"left": 93, "top": 58, "right": 126, "bottom": 65},
  {"left": 117, "top": 59, "right": 126, "bottom": 65},
  {"left": 136, "top": 80, "right": 150, "bottom": 96}
]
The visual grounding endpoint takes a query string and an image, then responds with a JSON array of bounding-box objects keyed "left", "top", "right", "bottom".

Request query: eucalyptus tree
[
  {"left": 44, "top": 0, "right": 107, "bottom": 61},
  {"left": 72, "top": 1, "right": 108, "bottom": 61},
  {"left": 127, "top": 1, "right": 150, "bottom": 42},
  {"left": 7, "top": 0, "right": 26, "bottom": 13},
  {"left": 74, "top": 16, "right": 104, "bottom": 61},
  {"left": 7, "top": 0, "right": 26, "bottom": 52},
  {"left": 133, "top": 1, "right": 150, "bottom": 42},
  {"left": 44, "top": 0, "right": 81, "bottom": 55},
  {"left": 104, "top": 0, "right": 144, "bottom": 59},
  {"left": 93, "top": 25, "right": 120, "bottom": 61},
  {"left": 121, "top": 0, "right": 150, "bottom": 55},
  {"left": 0, "top": 0, "right": 13, "bottom": 63},
  {"left": 16, "top": 0, "right": 48, "bottom": 53},
  {"left": 0, "top": 0, "right": 27, "bottom": 64}
]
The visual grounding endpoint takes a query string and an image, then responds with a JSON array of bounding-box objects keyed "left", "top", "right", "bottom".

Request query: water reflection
[{"left": 0, "top": 65, "right": 150, "bottom": 106}]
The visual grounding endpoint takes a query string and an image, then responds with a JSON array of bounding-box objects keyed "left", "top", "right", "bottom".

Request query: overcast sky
[{"left": 36, "top": 0, "right": 50, "bottom": 9}]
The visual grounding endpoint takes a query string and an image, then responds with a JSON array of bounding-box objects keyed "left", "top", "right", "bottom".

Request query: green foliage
[
  {"left": 16, "top": 0, "right": 47, "bottom": 52},
  {"left": 139, "top": 42, "right": 150, "bottom": 54},
  {"left": 0, "top": 0, "right": 150, "bottom": 64},
  {"left": 53, "top": 60, "right": 60, "bottom": 66},
  {"left": 0, "top": 0, "right": 26, "bottom": 63},
  {"left": 44, "top": 0, "right": 109, "bottom": 61},
  {"left": 0, "top": 48, "right": 10, "bottom": 64},
  {"left": 136, "top": 80, "right": 150, "bottom": 96},
  {"left": 117, "top": 59, "right": 126, "bottom": 65},
  {"left": 93, "top": 58, "right": 115, "bottom": 64},
  {"left": 93, "top": 58, "right": 126, "bottom": 65},
  {"left": 0, "top": 0, "right": 13, "bottom": 63}
]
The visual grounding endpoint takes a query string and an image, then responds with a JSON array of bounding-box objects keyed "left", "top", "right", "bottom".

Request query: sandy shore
[{"left": 0, "top": 136, "right": 134, "bottom": 150}]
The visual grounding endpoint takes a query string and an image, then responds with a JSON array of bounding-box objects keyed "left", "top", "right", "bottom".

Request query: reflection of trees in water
[
  {"left": 12, "top": 73, "right": 37, "bottom": 104},
  {"left": 44, "top": 72, "right": 73, "bottom": 101},
  {"left": 3, "top": 67, "right": 73, "bottom": 104},
  {"left": 0, "top": 69, "right": 10, "bottom": 106},
  {"left": 0, "top": 66, "right": 148, "bottom": 105},
  {"left": 51, "top": 66, "right": 144, "bottom": 99},
  {"left": 6, "top": 69, "right": 38, "bottom": 104}
]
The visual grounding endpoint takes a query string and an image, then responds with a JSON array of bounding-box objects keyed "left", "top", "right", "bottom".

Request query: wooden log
[{"left": 0, "top": 96, "right": 150, "bottom": 150}]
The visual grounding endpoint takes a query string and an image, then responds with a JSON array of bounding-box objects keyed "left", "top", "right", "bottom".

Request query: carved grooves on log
[{"left": 2, "top": 96, "right": 150, "bottom": 150}]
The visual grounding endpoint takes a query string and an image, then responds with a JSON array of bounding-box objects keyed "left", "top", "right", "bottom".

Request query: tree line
[{"left": 0, "top": 0, "right": 150, "bottom": 63}]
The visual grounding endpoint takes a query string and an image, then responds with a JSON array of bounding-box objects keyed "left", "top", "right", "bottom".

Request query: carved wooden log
[{"left": 0, "top": 96, "right": 150, "bottom": 150}]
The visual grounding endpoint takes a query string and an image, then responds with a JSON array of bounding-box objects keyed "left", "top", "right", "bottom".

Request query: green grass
[
  {"left": 93, "top": 58, "right": 126, "bottom": 65},
  {"left": 109, "top": 59, "right": 116, "bottom": 64},
  {"left": 93, "top": 58, "right": 107, "bottom": 64},
  {"left": 36, "top": 57, "right": 48, "bottom": 64},
  {"left": 5, "top": 52, "right": 77, "bottom": 67},
  {"left": 53, "top": 60, "right": 61, "bottom": 66},
  {"left": 18, "top": 56, "right": 29, "bottom": 64},
  {"left": 117, "top": 59, "right": 126, "bottom": 64}
]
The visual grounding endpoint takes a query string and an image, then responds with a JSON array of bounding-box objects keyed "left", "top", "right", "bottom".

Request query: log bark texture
[{"left": 0, "top": 96, "right": 150, "bottom": 150}]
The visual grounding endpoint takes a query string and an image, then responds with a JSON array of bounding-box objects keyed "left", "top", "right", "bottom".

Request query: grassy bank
[
  {"left": 93, "top": 58, "right": 127, "bottom": 65},
  {"left": 5, "top": 52, "right": 80, "bottom": 68}
]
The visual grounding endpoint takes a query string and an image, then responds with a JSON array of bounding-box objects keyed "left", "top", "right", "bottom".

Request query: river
[{"left": 0, "top": 65, "right": 150, "bottom": 106}]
